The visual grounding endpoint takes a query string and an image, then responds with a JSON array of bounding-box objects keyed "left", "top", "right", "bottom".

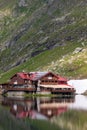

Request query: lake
[
  {"left": 1, "top": 95, "right": 87, "bottom": 119},
  {"left": 0, "top": 95, "right": 87, "bottom": 130}
]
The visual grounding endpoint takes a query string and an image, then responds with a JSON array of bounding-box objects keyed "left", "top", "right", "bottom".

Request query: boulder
[{"left": 73, "top": 47, "right": 83, "bottom": 54}]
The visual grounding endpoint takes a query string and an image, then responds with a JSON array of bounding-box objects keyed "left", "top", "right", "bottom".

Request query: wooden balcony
[
  {"left": 5, "top": 86, "right": 36, "bottom": 93},
  {"left": 39, "top": 84, "right": 76, "bottom": 95},
  {"left": 52, "top": 88, "right": 75, "bottom": 93}
]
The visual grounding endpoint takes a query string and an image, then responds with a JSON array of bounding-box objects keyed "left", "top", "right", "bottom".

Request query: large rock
[{"left": 73, "top": 47, "right": 83, "bottom": 54}]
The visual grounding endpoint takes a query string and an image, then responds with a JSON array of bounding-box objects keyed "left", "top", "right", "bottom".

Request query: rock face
[{"left": 0, "top": 0, "right": 87, "bottom": 72}]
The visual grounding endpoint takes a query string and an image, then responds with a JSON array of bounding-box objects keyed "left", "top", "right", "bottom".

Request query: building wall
[
  {"left": 10, "top": 74, "right": 33, "bottom": 87},
  {"left": 58, "top": 81, "right": 67, "bottom": 84},
  {"left": 10, "top": 75, "right": 25, "bottom": 85},
  {"left": 39, "top": 73, "right": 58, "bottom": 85}
]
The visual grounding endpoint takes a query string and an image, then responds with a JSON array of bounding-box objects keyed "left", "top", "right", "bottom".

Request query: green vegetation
[
  {"left": 0, "top": 42, "right": 82, "bottom": 83},
  {"left": 0, "top": 105, "right": 63, "bottom": 130},
  {"left": 52, "top": 110, "right": 87, "bottom": 130},
  {"left": 0, "top": 43, "right": 87, "bottom": 83},
  {"left": 29, "top": 120, "right": 61, "bottom": 130},
  {"left": 0, "top": 105, "right": 87, "bottom": 130},
  {"left": 0, "top": 0, "right": 87, "bottom": 83}
]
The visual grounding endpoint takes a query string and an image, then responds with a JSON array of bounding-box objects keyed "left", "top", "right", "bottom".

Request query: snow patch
[{"left": 68, "top": 79, "right": 87, "bottom": 94}]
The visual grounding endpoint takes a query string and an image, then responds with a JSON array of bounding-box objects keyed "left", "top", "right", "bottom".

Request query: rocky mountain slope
[{"left": 0, "top": 0, "right": 87, "bottom": 83}]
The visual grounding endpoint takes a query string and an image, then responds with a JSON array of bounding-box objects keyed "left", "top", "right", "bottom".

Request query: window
[
  {"left": 41, "top": 80, "right": 44, "bottom": 82},
  {"left": 14, "top": 80, "right": 18, "bottom": 85},
  {"left": 48, "top": 76, "right": 52, "bottom": 79},
  {"left": 25, "top": 80, "right": 27, "bottom": 83},
  {"left": 55, "top": 81, "right": 57, "bottom": 83}
]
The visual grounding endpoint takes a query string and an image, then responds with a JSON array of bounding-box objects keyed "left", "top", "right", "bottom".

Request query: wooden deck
[
  {"left": 2, "top": 84, "right": 76, "bottom": 95},
  {"left": 39, "top": 84, "right": 76, "bottom": 95}
]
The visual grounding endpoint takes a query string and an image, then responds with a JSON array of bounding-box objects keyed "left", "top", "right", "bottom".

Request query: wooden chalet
[
  {"left": 1, "top": 71, "right": 75, "bottom": 95},
  {"left": 29, "top": 72, "right": 75, "bottom": 95},
  {"left": 10, "top": 72, "right": 31, "bottom": 85},
  {"left": 4, "top": 72, "right": 36, "bottom": 95}
]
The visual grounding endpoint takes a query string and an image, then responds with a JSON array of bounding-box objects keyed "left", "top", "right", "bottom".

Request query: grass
[
  {"left": 53, "top": 110, "right": 87, "bottom": 130},
  {"left": 0, "top": 42, "right": 81, "bottom": 83},
  {"left": 0, "top": 0, "right": 87, "bottom": 83},
  {"left": 0, "top": 41, "right": 87, "bottom": 83},
  {"left": 29, "top": 119, "right": 62, "bottom": 130},
  {"left": 0, "top": 105, "right": 63, "bottom": 130},
  {"left": 55, "top": 47, "right": 87, "bottom": 78}
]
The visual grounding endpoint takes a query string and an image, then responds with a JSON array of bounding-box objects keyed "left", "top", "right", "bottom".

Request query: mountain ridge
[{"left": 0, "top": 0, "right": 87, "bottom": 82}]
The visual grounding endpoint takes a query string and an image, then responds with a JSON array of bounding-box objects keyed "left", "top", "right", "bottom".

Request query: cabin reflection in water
[{"left": 2, "top": 96, "right": 75, "bottom": 119}]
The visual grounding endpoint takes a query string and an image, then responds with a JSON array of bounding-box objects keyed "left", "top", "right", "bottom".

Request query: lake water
[{"left": 0, "top": 95, "right": 87, "bottom": 120}]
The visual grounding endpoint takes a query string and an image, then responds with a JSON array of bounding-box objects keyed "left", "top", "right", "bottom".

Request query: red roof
[
  {"left": 57, "top": 76, "right": 67, "bottom": 81},
  {"left": 18, "top": 72, "right": 30, "bottom": 80},
  {"left": 11, "top": 72, "right": 30, "bottom": 80},
  {"left": 11, "top": 72, "right": 67, "bottom": 81}
]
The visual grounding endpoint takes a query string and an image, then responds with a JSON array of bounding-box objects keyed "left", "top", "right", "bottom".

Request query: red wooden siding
[
  {"left": 10, "top": 74, "right": 25, "bottom": 85},
  {"left": 10, "top": 73, "right": 31, "bottom": 85}
]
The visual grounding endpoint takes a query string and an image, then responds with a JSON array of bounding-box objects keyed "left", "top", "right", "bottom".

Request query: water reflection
[
  {"left": 1, "top": 96, "right": 75, "bottom": 120},
  {"left": 69, "top": 95, "right": 87, "bottom": 110}
]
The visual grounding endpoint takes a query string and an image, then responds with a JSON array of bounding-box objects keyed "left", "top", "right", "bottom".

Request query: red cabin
[
  {"left": 4, "top": 72, "right": 35, "bottom": 94},
  {"left": 10, "top": 72, "right": 31, "bottom": 86},
  {"left": 2, "top": 71, "right": 75, "bottom": 95}
]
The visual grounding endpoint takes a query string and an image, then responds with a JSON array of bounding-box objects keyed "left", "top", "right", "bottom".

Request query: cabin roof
[
  {"left": 10, "top": 71, "right": 67, "bottom": 81},
  {"left": 29, "top": 72, "right": 58, "bottom": 81},
  {"left": 29, "top": 71, "right": 67, "bottom": 81},
  {"left": 29, "top": 72, "right": 48, "bottom": 81},
  {"left": 57, "top": 76, "right": 67, "bottom": 81},
  {"left": 18, "top": 72, "right": 30, "bottom": 80},
  {"left": 11, "top": 72, "right": 30, "bottom": 80}
]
